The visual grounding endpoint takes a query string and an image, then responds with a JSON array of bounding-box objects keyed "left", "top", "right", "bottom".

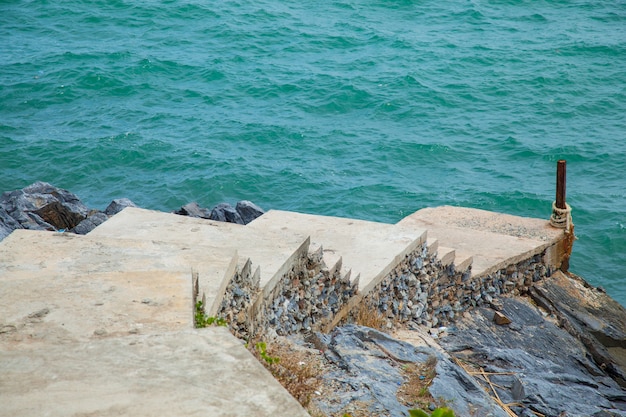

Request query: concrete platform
[
  {"left": 247, "top": 210, "right": 427, "bottom": 294},
  {"left": 0, "top": 229, "right": 311, "bottom": 416},
  {"left": 0, "top": 229, "right": 237, "bottom": 347},
  {"left": 399, "top": 206, "right": 564, "bottom": 277},
  {"left": 0, "top": 328, "right": 310, "bottom": 417}
]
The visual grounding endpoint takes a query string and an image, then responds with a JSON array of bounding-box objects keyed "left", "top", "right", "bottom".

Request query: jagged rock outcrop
[
  {"left": 0, "top": 182, "right": 139, "bottom": 239},
  {"left": 438, "top": 286, "right": 626, "bottom": 416},
  {"left": 530, "top": 271, "right": 626, "bottom": 389},
  {"left": 0, "top": 207, "right": 20, "bottom": 240},
  {"left": 0, "top": 181, "right": 89, "bottom": 232}
]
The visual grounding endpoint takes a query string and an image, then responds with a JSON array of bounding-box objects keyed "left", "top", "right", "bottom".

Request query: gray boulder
[
  {"left": 175, "top": 200, "right": 264, "bottom": 225},
  {"left": 0, "top": 221, "right": 15, "bottom": 241},
  {"left": 104, "top": 198, "right": 137, "bottom": 216},
  {"left": 236, "top": 200, "right": 264, "bottom": 224},
  {"left": 72, "top": 212, "right": 110, "bottom": 235},
  {"left": 0, "top": 207, "right": 21, "bottom": 240},
  {"left": 0, "top": 181, "right": 89, "bottom": 235},
  {"left": 210, "top": 203, "right": 244, "bottom": 224},
  {"left": 173, "top": 202, "right": 211, "bottom": 219}
]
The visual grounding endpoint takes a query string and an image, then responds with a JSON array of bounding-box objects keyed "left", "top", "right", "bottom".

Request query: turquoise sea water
[{"left": 1, "top": 1, "right": 625, "bottom": 306}]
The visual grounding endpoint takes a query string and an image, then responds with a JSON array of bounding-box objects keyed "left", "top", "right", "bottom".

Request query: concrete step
[
  {"left": 436, "top": 245, "right": 456, "bottom": 267},
  {"left": 89, "top": 207, "right": 310, "bottom": 300},
  {"left": 398, "top": 206, "right": 564, "bottom": 278},
  {"left": 426, "top": 239, "right": 473, "bottom": 274},
  {"left": 247, "top": 209, "right": 427, "bottom": 295},
  {"left": 0, "top": 328, "right": 310, "bottom": 417},
  {"left": 246, "top": 210, "right": 428, "bottom": 331},
  {"left": 0, "top": 229, "right": 238, "bottom": 347}
]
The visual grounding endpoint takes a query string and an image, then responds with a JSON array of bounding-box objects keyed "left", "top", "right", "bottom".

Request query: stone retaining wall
[
  {"left": 251, "top": 246, "right": 357, "bottom": 337},
  {"left": 472, "top": 253, "right": 553, "bottom": 306},
  {"left": 209, "top": 243, "right": 556, "bottom": 339},
  {"left": 218, "top": 258, "right": 260, "bottom": 338},
  {"left": 359, "top": 248, "right": 554, "bottom": 330},
  {"left": 359, "top": 243, "right": 465, "bottom": 329}
]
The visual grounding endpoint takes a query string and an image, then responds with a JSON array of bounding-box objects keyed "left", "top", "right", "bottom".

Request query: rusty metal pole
[
  {"left": 556, "top": 160, "right": 566, "bottom": 209},
  {"left": 555, "top": 159, "right": 571, "bottom": 271}
]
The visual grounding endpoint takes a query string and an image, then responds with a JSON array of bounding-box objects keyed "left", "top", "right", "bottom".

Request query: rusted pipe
[{"left": 556, "top": 160, "right": 566, "bottom": 209}]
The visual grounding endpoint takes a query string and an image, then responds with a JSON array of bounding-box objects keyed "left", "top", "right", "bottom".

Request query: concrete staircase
[{"left": 0, "top": 205, "right": 567, "bottom": 417}]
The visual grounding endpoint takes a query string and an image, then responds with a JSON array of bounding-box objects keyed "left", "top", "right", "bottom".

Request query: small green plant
[
  {"left": 342, "top": 407, "right": 454, "bottom": 417},
  {"left": 255, "top": 341, "right": 280, "bottom": 365},
  {"left": 408, "top": 407, "right": 455, "bottom": 417},
  {"left": 194, "top": 301, "right": 228, "bottom": 328}
]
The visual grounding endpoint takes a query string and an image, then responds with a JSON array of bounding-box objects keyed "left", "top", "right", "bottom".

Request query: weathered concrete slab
[
  {"left": 0, "top": 229, "right": 237, "bottom": 347},
  {"left": 399, "top": 206, "right": 564, "bottom": 277},
  {"left": 0, "top": 328, "right": 310, "bottom": 417},
  {"left": 404, "top": 206, "right": 562, "bottom": 240},
  {"left": 247, "top": 210, "right": 427, "bottom": 294},
  {"left": 90, "top": 207, "right": 310, "bottom": 293}
]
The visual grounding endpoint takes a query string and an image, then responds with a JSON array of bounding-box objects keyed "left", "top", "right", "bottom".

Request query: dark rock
[
  {"left": 235, "top": 200, "right": 264, "bottom": 224},
  {"left": 311, "top": 325, "right": 508, "bottom": 417},
  {"left": 34, "top": 201, "right": 85, "bottom": 230},
  {"left": 72, "top": 212, "right": 109, "bottom": 235},
  {"left": 532, "top": 270, "right": 626, "bottom": 389},
  {"left": 174, "top": 201, "right": 211, "bottom": 219},
  {"left": 315, "top": 325, "right": 426, "bottom": 416},
  {"left": 0, "top": 181, "right": 89, "bottom": 236},
  {"left": 0, "top": 222, "right": 13, "bottom": 241},
  {"left": 511, "top": 376, "right": 526, "bottom": 401},
  {"left": 428, "top": 352, "right": 509, "bottom": 417},
  {"left": 210, "top": 203, "right": 244, "bottom": 224},
  {"left": 594, "top": 411, "right": 626, "bottom": 417},
  {"left": 439, "top": 296, "right": 626, "bottom": 417},
  {"left": 0, "top": 207, "right": 21, "bottom": 240},
  {"left": 104, "top": 198, "right": 137, "bottom": 216}
]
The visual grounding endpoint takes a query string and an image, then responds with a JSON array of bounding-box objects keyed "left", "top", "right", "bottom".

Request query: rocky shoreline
[
  {"left": 0, "top": 181, "right": 264, "bottom": 241},
  {"left": 1, "top": 182, "right": 625, "bottom": 417}
]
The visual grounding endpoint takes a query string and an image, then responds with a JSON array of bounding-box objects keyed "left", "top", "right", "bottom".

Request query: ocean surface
[{"left": 1, "top": 0, "right": 625, "bottom": 306}]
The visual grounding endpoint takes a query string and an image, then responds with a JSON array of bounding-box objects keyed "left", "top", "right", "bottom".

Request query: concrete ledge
[
  {"left": 404, "top": 205, "right": 563, "bottom": 241},
  {"left": 399, "top": 206, "right": 565, "bottom": 277}
]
